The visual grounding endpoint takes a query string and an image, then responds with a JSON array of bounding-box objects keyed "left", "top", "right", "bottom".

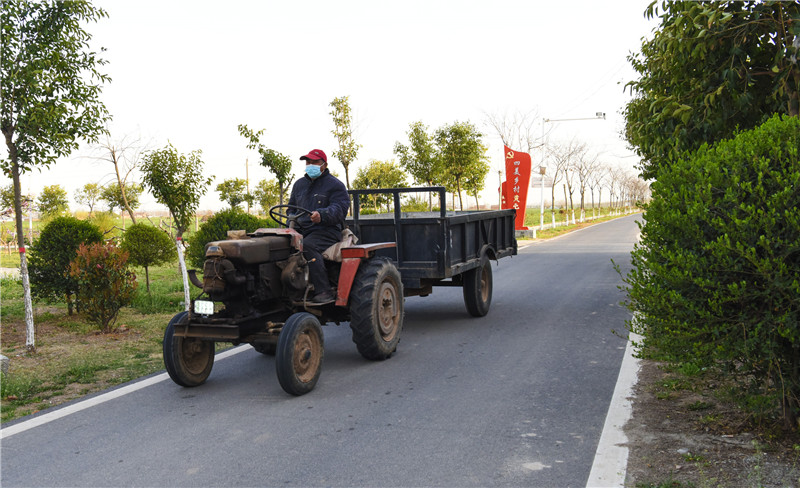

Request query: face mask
[{"left": 305, "top": 164, "right": 322, "bottom": 179}]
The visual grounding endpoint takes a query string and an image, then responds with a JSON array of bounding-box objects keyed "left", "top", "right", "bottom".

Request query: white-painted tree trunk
[
  {"left": 176, "top": 237, "right": 190, "bottom": 312},
  {"left": 20, "top": 249, "right": 35, "bottom": 351}
]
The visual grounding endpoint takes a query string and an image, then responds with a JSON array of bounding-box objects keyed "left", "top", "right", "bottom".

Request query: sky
[{"left": 3, "top": 0, "right": 658, "bottom": 213}]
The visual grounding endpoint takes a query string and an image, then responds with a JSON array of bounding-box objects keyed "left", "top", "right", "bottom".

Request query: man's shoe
[{"left": 308, "top": 290, "right": 336, "bottom": 305}]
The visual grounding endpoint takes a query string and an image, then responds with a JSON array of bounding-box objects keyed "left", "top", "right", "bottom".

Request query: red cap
[{"left": 300, "top": 149, "right": 327, "bottom": 163}]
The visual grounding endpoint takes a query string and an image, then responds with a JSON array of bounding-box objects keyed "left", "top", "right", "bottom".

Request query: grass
[
  {"left": 0, "top": 210, "right": 637, "bottom": 423},
  {"left": 0, "top": 265, "right": 184, "bottom": 423}
]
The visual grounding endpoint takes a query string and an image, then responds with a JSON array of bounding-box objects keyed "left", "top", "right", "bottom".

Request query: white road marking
[
  {"left": 585, "top": 333, "right": 641, "bottom": 488},
  {"left": 0, "top": 345, "right": 249, "bottom": 440}
]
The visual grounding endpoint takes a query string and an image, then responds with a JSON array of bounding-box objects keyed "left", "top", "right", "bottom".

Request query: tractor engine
[{"left": 198, "top": 231, "right": 307, "bottom": 316}]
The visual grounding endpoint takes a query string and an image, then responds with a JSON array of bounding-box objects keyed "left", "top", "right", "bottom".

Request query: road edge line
[
  {"left": 0, "top": 344, "right": 249, "bottom": 440},
  {"left": 585, "top": 332, "right": 642, "bottom": 488}
]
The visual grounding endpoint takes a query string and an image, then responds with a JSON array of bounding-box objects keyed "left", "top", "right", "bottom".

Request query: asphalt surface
[{"left": 1, "top": 215, "right": 640, "bottom": 487}]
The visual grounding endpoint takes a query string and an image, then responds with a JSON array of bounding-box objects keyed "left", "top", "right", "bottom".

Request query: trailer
[{"left": 163, "top": 187, "right": 517, "bottom": 395}]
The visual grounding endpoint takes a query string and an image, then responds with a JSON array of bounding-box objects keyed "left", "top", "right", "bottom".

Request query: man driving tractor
[{"left": 288, "top": 148, "right": 350, "bottom": 305}]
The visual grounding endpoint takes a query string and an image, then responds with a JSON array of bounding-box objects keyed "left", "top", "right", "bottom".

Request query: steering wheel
[{"left": 269, "top": 204, "right": 314, "bottom": 228}]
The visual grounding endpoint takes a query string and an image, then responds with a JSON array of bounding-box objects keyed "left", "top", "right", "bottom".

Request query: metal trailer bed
[{"left": 346, "top": 187, "right": 518, "bottom": 296}]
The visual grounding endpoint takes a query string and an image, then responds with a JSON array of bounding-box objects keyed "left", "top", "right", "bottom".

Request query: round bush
[
  {"left": 28, "top": 217, "right": 103, "bottom": 311},
  {"left": 186, "top": 208, "right": 273, "bottom": 269},
  {"left": 121, "top": 223, "right": 177, "bottom": 268}
]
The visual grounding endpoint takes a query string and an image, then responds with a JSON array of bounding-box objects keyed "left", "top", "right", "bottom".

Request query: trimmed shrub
[
  {"left": 69, "top": 242, "right": 137, "bottom": 333},
  {"left": 28, "top": 217, "right": 103, "bottom": 314},
  {"left": 185, "top": 208, "right": 273, "bottom": 269},
  {"left": 623, "top": 114, "right": 800, "bottom": 429},
  {"left": 121, "top": 223, "right": 177, "bottom": 293}
]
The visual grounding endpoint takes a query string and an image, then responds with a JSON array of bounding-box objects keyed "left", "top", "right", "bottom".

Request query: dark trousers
[{"left": 302, "top": 231, "right": 340, "bottom": 294}]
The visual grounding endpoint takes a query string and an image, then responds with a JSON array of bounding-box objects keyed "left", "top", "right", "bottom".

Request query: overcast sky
[{"left": 3, "top": 0, "right": 657, "bottom": 212}]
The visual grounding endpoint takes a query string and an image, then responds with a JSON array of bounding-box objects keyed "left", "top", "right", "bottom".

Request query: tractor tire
[
  {"left": 462, "top": 254, "right": 493, "bottom": 317},
  {"left": 275, "top": 312, "right": 324, "bottom": 396},
  {"left": 163, "top": 311, "right": 215, "bottom": 387},
  {"left": 349, "top": 257, "right": 404, "bottom": 360}
]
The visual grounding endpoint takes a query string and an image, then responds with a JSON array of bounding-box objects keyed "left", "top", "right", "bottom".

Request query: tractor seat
[{"left": 322, "top": 228, "right": 358, "bottom": 262}]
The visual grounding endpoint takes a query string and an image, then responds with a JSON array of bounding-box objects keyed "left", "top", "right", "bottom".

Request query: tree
[
  {"left": 75, "top": 182, "right": 103, "bottom": 216},
  {"left": 37, "top": 185, "right": 69, "bottom": 220},
  {"left": 120, "top": 223, "right": 176, "bottom": 293},
  {"left": 547, "top": 140, "right": 585, "bottom": 220},
  {"left": 572, "top": 148, "right": 600, "bottom": 222},
  {"left": 434, "top": 121, "right": 489, "bottom": 210},
  {"left": 28, "top": 217, "right": 103, "bottom": 315},
  {"left": 140, "top": 143, "right": 213, "bottom": 311},
  {"left": 101, "top": 182, "right": 142, "bottom": 215},
  {"left": 216, "top": 178, "right": 253, "bottom": 210},
  {"left": 462, "top": 155, "right": 491, "bottom": 210},
  {"left": 253, "top": 179, "right": 281, "bottom": 214},
  {"left": 0, "top": 184, "right": 32, "bottom": 233},
  {"left": 625, "top": 1, "right": 800, "bottom": 179},
  {"left": 1, "top": 0, "right": 110, "bottom": 351},
  {"left": 89, "top": 133, "right": 147, "bottom": 224},
  {"left": 484, "top": 109, "right": 542, "bottom": 154},
  {"left": 352, "top": 160, "right": 409, "bottom": 211},
  {"left": 393, "top": 121, "right": 442, "bottom": 210},
  {"left": 329, "top": 96, "right": 361, "bottom": 189},
  {"left": 238, "top": 124, "right": 293, "bottom": 205},
  {"left": 0, "top": 184, "right": 15, "bottom": 213}
]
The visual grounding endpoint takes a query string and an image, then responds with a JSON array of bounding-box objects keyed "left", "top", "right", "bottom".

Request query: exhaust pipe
[{"left": 187, "top": 269, "right": 204, "bottom": 289}]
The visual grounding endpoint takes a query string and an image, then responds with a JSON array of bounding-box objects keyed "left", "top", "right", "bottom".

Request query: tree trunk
[
  {"left": 580, "top": 188, "right": 586, "bottom": 222},
  {"left": 176, "top": 235, "right": 190, "bottom": 312},
  {"left": 9, "top": 156, "right": 36, "bottom": 352},
  {"left": 113, "top": 151, "right": 137, "bottom": 225},
  {"left": 145, "top": 266, "right": 151, "bottom": 293}
]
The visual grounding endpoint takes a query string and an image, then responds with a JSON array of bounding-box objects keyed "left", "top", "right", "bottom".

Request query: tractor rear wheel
[
  {"left": 275, "top": 312, "right": 324, "bottom": 396},
  {"left": 349, "top": 257, "right": 404, "bottom": 360},
  {"left": 163, "top": 311, "right": 215, "bottom": 387}
]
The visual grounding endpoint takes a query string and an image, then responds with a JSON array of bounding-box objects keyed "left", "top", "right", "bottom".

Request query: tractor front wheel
[
  {"left": 163, "top": 311, "right": 215, "bottom": 387},
  {"left": 275, "top": 312, "right": 324, "bottom": 396}
]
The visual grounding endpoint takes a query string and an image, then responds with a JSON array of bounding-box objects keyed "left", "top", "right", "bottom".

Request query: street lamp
[{"left": 539, "top": 112, "right": 606, "bottom": 230}]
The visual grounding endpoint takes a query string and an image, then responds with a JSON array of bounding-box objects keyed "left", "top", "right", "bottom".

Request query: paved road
[{"left": 1, "top": 215, "right": 640, "bottom": 487}]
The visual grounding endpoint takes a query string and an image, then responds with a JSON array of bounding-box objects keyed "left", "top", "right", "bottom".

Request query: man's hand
[{"left": 310, "top": 211, "right": 321, "bottom": 224}]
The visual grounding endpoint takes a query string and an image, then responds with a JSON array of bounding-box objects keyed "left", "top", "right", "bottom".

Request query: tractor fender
[{"left": 335, "top": 242, "right": 397, "bottom": 307}]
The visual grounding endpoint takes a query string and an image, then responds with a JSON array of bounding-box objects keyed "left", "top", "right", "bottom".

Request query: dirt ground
[{"left": 624, "top": 360, "right": 800, "bottom": 487}]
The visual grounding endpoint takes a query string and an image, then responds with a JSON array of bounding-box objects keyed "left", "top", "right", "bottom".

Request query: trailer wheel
[
  {"left": 163, "top": 311, "right": 215, "bottom": 387},
  {"left": 463, "top": 255, "right": 493, "bottom": 317},
  {"left": 276, "top": 312, "right": 324, "bottom": 396},
  {"left": 349, "top": 257, "right": 404, "bottom": 360}
]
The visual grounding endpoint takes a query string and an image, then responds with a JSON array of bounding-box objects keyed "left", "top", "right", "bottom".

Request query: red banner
[{"left": 502, "top": 145, "right": 531, "bottom": 230}]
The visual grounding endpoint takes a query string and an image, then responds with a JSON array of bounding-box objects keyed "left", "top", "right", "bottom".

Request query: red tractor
[{"left": 163, "top": 188, "right": 516, "bottom": 395}]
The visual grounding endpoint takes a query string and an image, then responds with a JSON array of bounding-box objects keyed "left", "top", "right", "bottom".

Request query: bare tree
[
  {"left": 573, "top": 148, "right": 601, "bottom": 222},
  {"left": 88, "top": 133, "right": 148, "bottom": 225},
  {"left": 588, "top": 165, "right": 608, "bottom": 219},
  {"left": 606, "top": 166, "right": 626, "bottom": 214},
  {"left": 484, "top": 109, "right": 542, "bottom": 154},
  {"left": 548, "top": 139, "right": 585, "bottom": 225}
]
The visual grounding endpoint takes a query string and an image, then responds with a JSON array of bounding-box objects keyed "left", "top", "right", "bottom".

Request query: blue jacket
[{"left": 288, "top": 169, "right": 350, "bottom": 237}]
